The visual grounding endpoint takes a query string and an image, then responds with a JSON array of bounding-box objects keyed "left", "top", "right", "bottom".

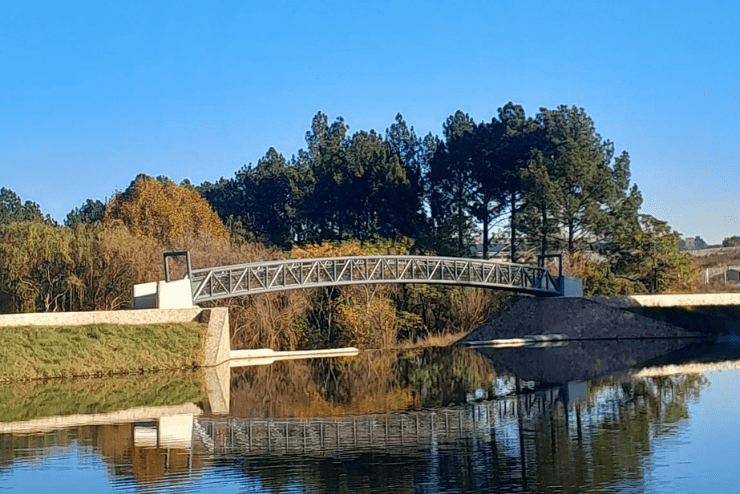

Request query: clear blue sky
[{"left": 2, "top": 0, "right": 738, "bottom": 244}]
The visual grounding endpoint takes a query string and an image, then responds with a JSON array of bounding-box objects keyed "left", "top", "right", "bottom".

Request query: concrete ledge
[
  {"left": 0, "top": 308, "right": 203, "bottom": 327},
  {"left": 590, "top": 293, "right": 740, "bottom": 308},
  {"left": 228, "top": 347, "right": 359, "bottom": 367}
]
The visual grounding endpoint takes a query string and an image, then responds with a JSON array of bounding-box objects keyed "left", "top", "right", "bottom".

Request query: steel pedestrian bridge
[{"left": 182, "top": 255, "right": 563, "bottom": 304}]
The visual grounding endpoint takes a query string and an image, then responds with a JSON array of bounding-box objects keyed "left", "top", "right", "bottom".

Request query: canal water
[{"left": 2, "top": 340, "right": 740, "bottom": 493}]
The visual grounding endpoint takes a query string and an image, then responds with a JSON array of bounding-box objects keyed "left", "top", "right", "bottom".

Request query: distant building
[
  {"left": 467, "top": 242, "right": 505, "bottom": 258},
  {"left": 680, "top": 236, "right": 708, "bottom": 251}
]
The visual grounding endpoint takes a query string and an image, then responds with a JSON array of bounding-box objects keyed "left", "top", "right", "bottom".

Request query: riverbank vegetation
[
  {"left": 0, "top": 322, "right": 207, "bottom": 380},
  {"left": 0, "top": 103, "right": 696, "bottom": 350}
]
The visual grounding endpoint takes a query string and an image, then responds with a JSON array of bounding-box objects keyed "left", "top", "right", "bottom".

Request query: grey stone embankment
[{"left": 459, "top": 296, "right": 703, "bottom": 345}]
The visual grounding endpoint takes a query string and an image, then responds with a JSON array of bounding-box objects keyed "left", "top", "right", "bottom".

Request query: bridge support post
[
  {"left": 132, "top": 252, "right": 196, "bottom": 309},
  {"left": 560, "top": 277, "right": 584, "bottom": 297},
  {"left": 132, "top": 279, "right": 194, "bottom": 309}
]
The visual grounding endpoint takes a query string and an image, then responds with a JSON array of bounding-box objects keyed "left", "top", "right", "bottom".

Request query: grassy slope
[{"left": 0, "top": 322, "right": 208, "bottom": 380}]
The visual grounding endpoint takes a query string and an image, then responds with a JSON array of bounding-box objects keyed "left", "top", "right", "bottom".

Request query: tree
[
  {"left": 536, "top": 106, "right": 618, "bottom": 255},
  {"left": 104, "top": 174, "right": 228, "bottom": 243},
  {"left": 65, "top": 199, "right": 106, "bottom": 229},
  {"left": 492, "top": 102, "right": 540, "bottom": 261},
  {"left": 0, "top": 222, "right": 77, "bottom": 312},
  {"left": 722, "top": 236, "right": 740, "bottom": 248},
  {"left": 300, "top": 112, "right": 351, "bottom": 241},
  {"left": 429, "top": 111, "right": 478, "bottom": 255},
  {"left": 250, "top": 147, "right": 301, "bottom": 247},
  {"left": 592, "top": 151, "right": 643, "bottom": 262},
  {"left": 465, "top": 118, "right": 505, "bottom": 259},
  {"left": 385, "top": 114, "right": 428, "bottom": 237},
  {"left": 521, "top": 147, "right": 561, "bottom": 257},
  {"left": 343, "top": 129, "right": 409, "bottom": 241},
  {"left": 0, "top": 187, "right": 47, "bottom": 224},
  {"left": 623, "top": 215, "right": 695, "bottom": 293}
]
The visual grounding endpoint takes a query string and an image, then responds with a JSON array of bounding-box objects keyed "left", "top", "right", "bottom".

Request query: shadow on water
[{"left": 1, "top": 336, "right": 738, "bottom": 493}]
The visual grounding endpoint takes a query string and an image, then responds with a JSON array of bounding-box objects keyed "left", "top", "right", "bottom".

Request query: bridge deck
[{"left": 189, "top": 255, "right": 561, "bottom": 303}]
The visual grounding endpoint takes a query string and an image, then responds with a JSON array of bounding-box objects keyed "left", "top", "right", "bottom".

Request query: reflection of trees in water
[
  {"left": 0, "top": 357, "right": 710, "bottom": 493},
  {"left": 515, "top": 374, "right": 707, "bottom": 493},
  {"left": 230, "top": 347, "right": 497, "bottom": 418},
  {"left": 398, "top": 347, "right": 497, "bottom": 407},
  {"left": 221, "top": 372, "right": 707, "bottom": 493}
]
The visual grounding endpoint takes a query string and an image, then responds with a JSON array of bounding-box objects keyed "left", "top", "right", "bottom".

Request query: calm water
[{"left": 2, "top": 341, "right": 740, "bottom": 493}]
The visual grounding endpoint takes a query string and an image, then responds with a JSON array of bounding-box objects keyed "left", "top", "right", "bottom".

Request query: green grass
[
  {"left": 0, "top": 322, "right": 208, "bottom": 380},
  {"left": 0, "top": 370, "right": 207, "bottom": 423}
]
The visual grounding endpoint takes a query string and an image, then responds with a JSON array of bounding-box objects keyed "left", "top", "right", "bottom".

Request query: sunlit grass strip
[
  {"left": 0, "top": 322, "right": 208, "bottom": 380},
  {"left": 0, "top": 370, "right": 207, "bottom": 423}
]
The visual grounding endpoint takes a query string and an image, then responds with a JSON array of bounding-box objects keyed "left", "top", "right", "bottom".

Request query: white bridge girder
[{"left": 189, "top": 256, "right": 562, "bottom": 303}]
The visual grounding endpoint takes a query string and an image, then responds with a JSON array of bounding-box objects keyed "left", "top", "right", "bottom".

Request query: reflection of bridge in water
[{"left": 194, "top": 387, "right": 564, "bottom": 456}]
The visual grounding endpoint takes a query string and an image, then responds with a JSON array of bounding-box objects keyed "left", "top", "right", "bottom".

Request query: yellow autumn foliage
[
  {"left": 290, "top": 238, "right": 413, "bottom": 259},
  {"left": 104, "top": 176, "right": 227, "bottom": 244}
]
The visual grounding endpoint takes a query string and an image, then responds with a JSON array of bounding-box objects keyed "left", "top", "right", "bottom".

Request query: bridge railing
[{"left": 187, "top": 255, "right": 562, "bottom": 303}]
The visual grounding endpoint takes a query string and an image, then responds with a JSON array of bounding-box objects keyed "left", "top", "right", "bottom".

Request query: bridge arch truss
[{"left": 189, "top": 255, "right": 562, "bottom": 303}]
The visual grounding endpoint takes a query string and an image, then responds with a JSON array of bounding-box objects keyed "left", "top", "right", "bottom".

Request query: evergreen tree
[
  {"left": 65, "top": 199, "right": 106, "bottom": 229},
  {"left": 385, "top": 114, "right": 428, "bottom": 237},
  {"left": 344, "top": 129, "right": 406, "bottom": 240},
  {"left": 0, "top": 187, "right": 47, "bottom": 224},
  {"left": 493, "top": 103, "right": 540, "bottom": 261},
  {"left": 536, "top": 105, "right": 618, "bottom": 255},
  {"left": 464, "top": 118, "right": 505, "bottom": 259},
  {"left": 250, "top": 147, "right": 300, "bottom": 247},
  {"left": 429, "top": 111, "right": 477, "bottom": 255},
  {"left": 301, "top": 112, "right": 350, "bottom": 241}
]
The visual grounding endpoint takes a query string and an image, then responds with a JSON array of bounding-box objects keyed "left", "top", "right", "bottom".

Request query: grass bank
[{"left": 0, "top": 322, "right": 208, "bottom": 381}]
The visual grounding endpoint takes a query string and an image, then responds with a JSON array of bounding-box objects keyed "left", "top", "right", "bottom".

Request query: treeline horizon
[{"left": 2, "top": 102, "right": 695, "bottom": 297}]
